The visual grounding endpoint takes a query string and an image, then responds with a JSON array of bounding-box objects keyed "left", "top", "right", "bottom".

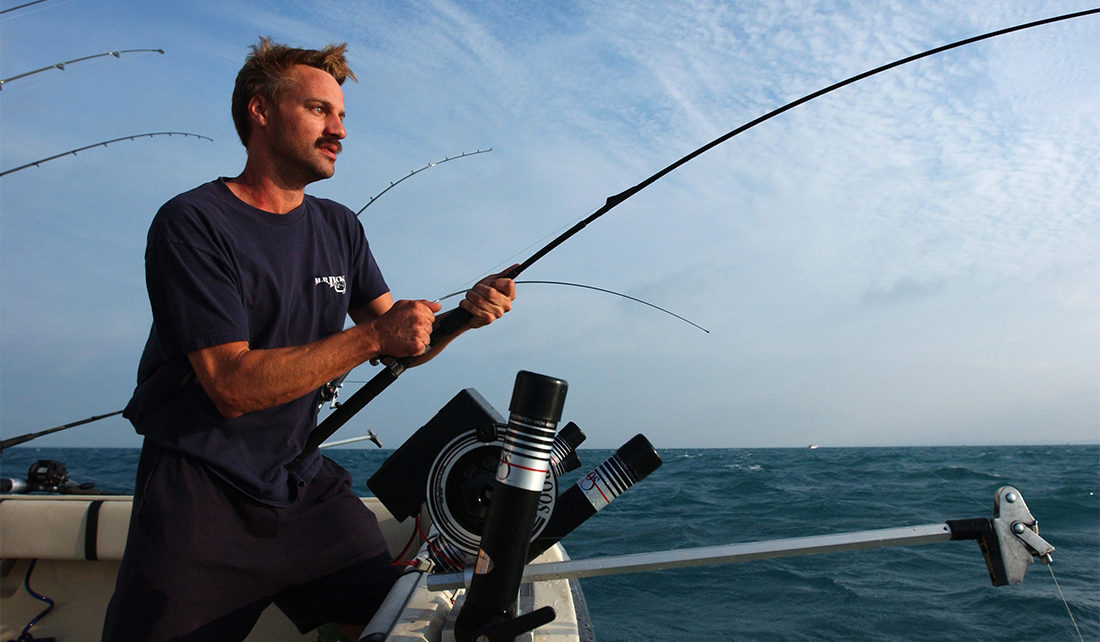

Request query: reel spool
[
  {"left": 424, "top": 428, "right": 559, "bottom": 568},
  {"left": 367, "top": 390, "right": 585, "bottom": 570},
  {"left": 368, "top": 389, "right": 504, "bottom": 522},
  {"left": 424, "top": 420, "right": 588, "bottom": 566}
]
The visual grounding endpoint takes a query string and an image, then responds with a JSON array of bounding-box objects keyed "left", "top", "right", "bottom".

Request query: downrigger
[{"left": 365, "top": 370, "right": 662, "bottom": 641}]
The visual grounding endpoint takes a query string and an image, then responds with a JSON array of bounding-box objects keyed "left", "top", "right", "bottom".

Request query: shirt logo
[{"left": 315, "top": 275, "right": 346, "bottom": 294}]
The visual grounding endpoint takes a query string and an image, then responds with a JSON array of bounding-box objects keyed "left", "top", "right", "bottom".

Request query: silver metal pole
[
  {"left": 318, "top": 434, "right": 377, "bottom": 448},
  {"left": 427, "top": 523, "right": 952, "bottom": 591}
]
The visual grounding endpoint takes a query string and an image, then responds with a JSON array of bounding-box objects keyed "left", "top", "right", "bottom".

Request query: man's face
[{"left": 265, "top": 64, "right": 347, "bottom": 186}]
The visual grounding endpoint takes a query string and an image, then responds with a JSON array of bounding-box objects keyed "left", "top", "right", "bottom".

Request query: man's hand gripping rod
[{"left": 299, "top": 264, "right": 519, "bottom": 457}]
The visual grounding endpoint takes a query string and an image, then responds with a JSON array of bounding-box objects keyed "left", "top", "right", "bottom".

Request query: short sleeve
[{"left": 144, "top": 201, "right": 250, "bottom": 357}]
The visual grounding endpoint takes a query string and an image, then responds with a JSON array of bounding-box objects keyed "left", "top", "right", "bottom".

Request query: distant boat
[{"left": 808, "top": 444, "right": 820, "bottom": 449}]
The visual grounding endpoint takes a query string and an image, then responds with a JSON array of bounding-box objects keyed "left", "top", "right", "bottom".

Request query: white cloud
[{"left": 1, "top": 0, "right": 1096, "bottom": 448}]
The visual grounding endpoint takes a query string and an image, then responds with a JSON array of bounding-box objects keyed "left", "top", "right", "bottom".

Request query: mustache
[{"left": 316, "top": 137, "right": 342, "bottom": 154}]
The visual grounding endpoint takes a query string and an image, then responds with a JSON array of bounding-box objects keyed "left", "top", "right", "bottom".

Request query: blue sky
[{"left": 1, "top": 0, "right": 1097, "bottom": 450}]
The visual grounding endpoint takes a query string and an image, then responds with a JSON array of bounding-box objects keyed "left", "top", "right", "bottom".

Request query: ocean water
[{"left": 2, "top": 445, "right": 1097, "bottom": 640}]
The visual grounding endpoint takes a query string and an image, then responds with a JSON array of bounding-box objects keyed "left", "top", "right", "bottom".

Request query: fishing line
[
  {"left": 928, "top": 466, "right": 1082, "bottom": 641},
  {"left": 1047, "top": 564, "right": 1085, "bottom": 642},
  {"left": 435, "top": 280, "right": 709, "bottom": 333},
  {"left": 300, "top": 7, "right": 1100, "bottom": 456},
  {"left": 927, "top": 466, "right": 990, "bottom": 513},
  {"left": 390, "top": 514, "right": 424, "bottom": 565},
  {"left": 415, "top": 516, "right": 462, "bottom": 571}
]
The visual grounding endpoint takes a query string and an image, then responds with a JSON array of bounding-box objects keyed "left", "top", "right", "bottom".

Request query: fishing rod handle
[
  {"left": 425, "top": 307, "right": 472, "bottom": 351},
  {"left": 301, "top": 302, "right": 477, "bottom": 454},
  {"left": 300, "top": 363, "right": 402, "bottom": 456},
  {"left": 299, "top": 307, "right": 478, "bottom": 457},
  {"left": 423, "top": 262, "right": 522, "bottom": 351},
  {"left": 302, "top": 268, "right": 521, "bottom": 456},
  {"left": 549, "top": 421, "right": 586, "bottom": 476}
]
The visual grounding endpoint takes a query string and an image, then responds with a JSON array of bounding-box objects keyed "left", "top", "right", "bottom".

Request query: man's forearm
[{"left": 188, "top": 323, "right": 384, "bottom": 418}]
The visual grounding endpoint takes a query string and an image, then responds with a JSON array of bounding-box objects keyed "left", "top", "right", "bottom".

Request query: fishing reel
[
  {"left": 0, "top": 459, "right": 99, "bottom": 494},
  {"left": 367, "top": 383, "right": 662, "bottom": 572},
  {"left": 368, "top": 388, "right": 575, "bottom": 570},
  {"left": 420, "top": 417, "right": 588, "bottom": 569}
]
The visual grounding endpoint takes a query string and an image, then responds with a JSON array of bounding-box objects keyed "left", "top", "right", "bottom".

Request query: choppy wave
[{"left": 2, "top": 444, "right": 1097, "bottom": 640}]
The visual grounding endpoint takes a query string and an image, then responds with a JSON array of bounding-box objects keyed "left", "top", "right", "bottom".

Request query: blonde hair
[{"left": 231, "top": 37, "right": 357, "bottom": 146}]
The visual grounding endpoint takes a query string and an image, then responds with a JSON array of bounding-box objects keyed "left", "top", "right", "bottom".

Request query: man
[{"left": 102, "top": 38, "right": 516, "bottom": 641}]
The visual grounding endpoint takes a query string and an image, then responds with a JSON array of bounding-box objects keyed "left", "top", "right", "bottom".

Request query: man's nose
[{"left": 327, "top": 113, "right": 346, "bottom": 140}]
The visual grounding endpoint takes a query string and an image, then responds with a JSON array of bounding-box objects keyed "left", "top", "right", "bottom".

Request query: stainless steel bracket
[{"left": 947, "top": 485, "right": 1053, "bottom": 586}]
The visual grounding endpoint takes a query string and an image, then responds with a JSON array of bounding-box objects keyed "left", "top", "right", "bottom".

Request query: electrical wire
[
  {"left": 415, "top": 517, "right": 462, "bottom": 571},
  {"left": 12, "top": 559, "right": 55, "bottom": 642}
]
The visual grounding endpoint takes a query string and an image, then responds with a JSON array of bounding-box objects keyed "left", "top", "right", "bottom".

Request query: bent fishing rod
[{"left": 300, "top": 7, "right": 1099, "bottom": 456}]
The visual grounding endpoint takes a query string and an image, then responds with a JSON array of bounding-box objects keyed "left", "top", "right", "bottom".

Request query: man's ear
[{"left": 248, "top": 94, "right": 270, "bottom": 129}]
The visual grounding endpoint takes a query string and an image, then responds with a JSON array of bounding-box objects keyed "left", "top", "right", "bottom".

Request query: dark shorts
[{"left": 101, "top": 442, "right": 402, "bottom": 641}]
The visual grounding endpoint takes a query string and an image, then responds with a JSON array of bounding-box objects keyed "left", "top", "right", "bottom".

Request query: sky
[{"left": 1, "top": 0, "right": 1097, "bottom": 451}]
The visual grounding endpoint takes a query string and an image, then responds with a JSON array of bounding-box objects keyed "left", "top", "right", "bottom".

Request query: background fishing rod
[
  {"left": 0, "top": 132, "right": 213, "bottom": 178},
  {"left": 0, "top": 410, "right": 122, "bottom": 454},
  {"left": 0, "top": 0, "right": 48, "bottom": 16},
  {"left": 300, "top": 7, "right": 1100, "bottom": 457},
  {"left": 0, "top": 48, "right": 164, "bottom": 91},
  {"left": 356, "top": 148, "right": 492, "bottom": 216}
]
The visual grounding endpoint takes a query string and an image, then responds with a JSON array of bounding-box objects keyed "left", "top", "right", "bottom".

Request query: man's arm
[
  {"left": 188, "top": 270, "right": 515, "bottom": 419},
  {"left": 188, "top": 293, "right": 438, "bottom": 418}
]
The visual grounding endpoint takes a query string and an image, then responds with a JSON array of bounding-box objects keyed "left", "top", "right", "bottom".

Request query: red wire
[
  {"left": 386, "top": 510, "right": 464, "bottom": 570},
  {"left": 416, "top": 515, "right": 463, "bottom": 570}
]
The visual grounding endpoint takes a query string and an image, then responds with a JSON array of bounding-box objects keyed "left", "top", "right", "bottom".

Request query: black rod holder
[
  {"left": 454, "top": 371, "right": 567, "bottom": 642},
  {"left": 527, "top": 434, "right": 661, "bottom": 562}
]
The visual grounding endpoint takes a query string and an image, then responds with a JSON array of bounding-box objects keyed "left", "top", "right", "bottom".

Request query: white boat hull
[{"left": 0, "top": 494, "right": 588, "bottom": 641}]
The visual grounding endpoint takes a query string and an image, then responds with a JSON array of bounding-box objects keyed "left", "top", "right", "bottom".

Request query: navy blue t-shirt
[{"left": 124, "top": 179, "right": 388, "bottom": 504}]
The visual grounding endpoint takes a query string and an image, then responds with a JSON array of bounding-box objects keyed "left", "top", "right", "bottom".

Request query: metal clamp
[
  {"left": 992, "top": 486, "right": 1054, "bottom": 583},
  {"left": 949, "top": 485, "right": 1054, "bottom": 586}
]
